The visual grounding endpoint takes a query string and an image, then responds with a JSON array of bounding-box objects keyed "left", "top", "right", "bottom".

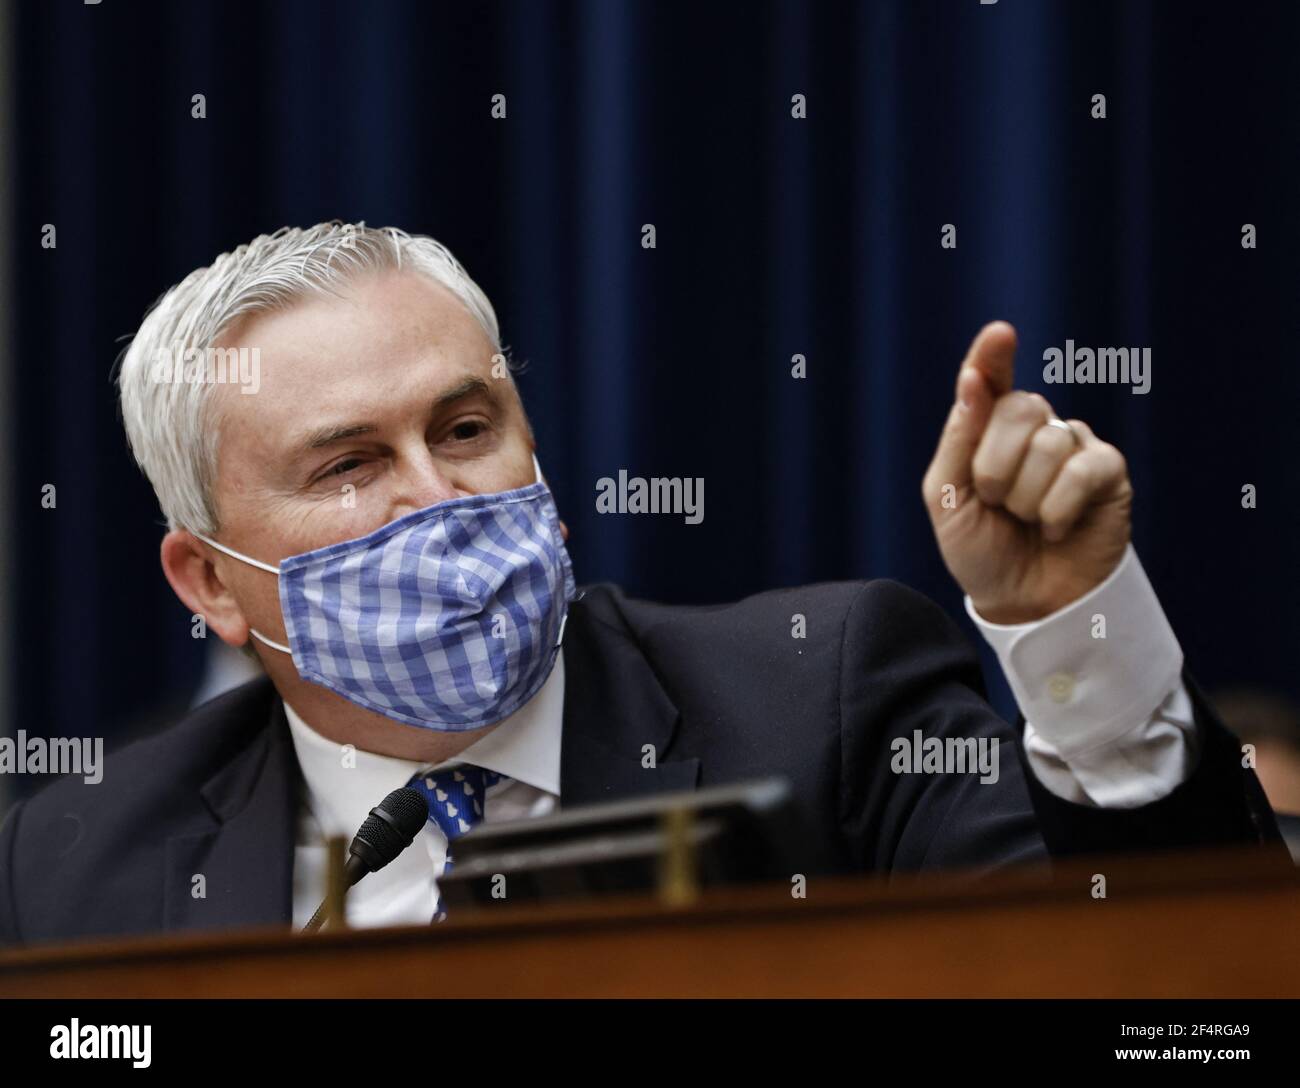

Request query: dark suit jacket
[{"left": 0, "top": 580, "right": 1284, "bottom": 945}]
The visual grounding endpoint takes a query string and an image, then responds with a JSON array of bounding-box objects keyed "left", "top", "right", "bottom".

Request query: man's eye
[
  {"left": 326, "top": 458, "right": 364, "bottom": 477},
  {"left": 449, "top": 420, "right": 486, "bottom": 441}
]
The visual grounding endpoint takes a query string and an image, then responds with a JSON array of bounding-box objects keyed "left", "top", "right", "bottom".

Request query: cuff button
[{"left": 1047, "top": 672, "right": 1075, "bottom": 703}]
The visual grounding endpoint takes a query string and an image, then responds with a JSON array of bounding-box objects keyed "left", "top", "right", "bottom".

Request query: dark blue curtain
[{"left": 10, "top": 0, "right": 1300, "bottom": 791}]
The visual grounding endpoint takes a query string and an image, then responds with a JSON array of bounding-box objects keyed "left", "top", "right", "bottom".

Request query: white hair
[{"left": 115, "top": 221, "right": 505, "bottom": 535}]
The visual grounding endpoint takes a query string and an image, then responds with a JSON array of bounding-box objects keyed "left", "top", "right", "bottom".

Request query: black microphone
[{"left": 302, "top": 787, "right": 429, "bottom": 933}]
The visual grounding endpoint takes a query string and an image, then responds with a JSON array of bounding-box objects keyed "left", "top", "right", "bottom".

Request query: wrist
[
  {"left": 970, "top": 600, "right": 1052, "bottom": 625},
  {"left": 968, "top": 554, "right": 1129, "bottom": 627}
]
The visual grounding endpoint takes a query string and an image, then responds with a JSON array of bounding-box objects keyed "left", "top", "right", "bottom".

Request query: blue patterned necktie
[{"left": 405, "top": 764, "right": 505, "bottom": 922}]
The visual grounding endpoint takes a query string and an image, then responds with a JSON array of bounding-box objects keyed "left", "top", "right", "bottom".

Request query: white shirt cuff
[{"left": 965, "top": 544, "right": 1195, "bottom": 807}]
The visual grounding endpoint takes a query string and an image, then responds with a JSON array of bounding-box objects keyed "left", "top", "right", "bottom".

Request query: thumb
[
  {"left": 924, "top": 323, "right": 1013, "bottom": 495},
  {"left": 961, "top": 320, "right": 1017, "bottom": 400}
]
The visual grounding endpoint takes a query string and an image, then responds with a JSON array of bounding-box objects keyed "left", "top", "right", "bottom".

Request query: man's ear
[
  {"left": 160, "top": 530, "right": 251, "bottom": 648},
  {"left": 559, "top": 519, "right": 569, "bottom": 542}
]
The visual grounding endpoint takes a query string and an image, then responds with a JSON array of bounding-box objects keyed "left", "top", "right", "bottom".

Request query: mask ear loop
[
  {"left": 190, "top": 530, "right": 281, "bottom": 575},
  {"left": 246, "top": 628, "right": 292, "bottom": 654},
  {"left": 189, "top": 530, "right": 293, "bottom": 654},
  {"left": 531, "top": 454, "right": 571, "bottom": 649}
]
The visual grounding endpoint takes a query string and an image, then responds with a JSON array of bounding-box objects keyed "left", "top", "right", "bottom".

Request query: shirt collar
[{"left": 283, "top": 652, "right": 565, "bottom": 839}]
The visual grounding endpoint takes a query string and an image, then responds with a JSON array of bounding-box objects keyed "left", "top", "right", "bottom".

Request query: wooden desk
[{"left": 2, "top": 849, "right": 1297, "bottom": 997}]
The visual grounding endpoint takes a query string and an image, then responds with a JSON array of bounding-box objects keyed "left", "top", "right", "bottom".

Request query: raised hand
[{"left": 922, "top": 322, "right": 1132, "bottom": 624}]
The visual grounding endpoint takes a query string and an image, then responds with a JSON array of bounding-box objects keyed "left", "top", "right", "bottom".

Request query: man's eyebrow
[
  {"left": 293, "top": 378, "right": 498, "bottom": 455},
  {"left": 301, "top": 422, "right": 379, "bottom": 451},
  {"left": 434, "top": 376, "right": 494, "bottom": 409}
]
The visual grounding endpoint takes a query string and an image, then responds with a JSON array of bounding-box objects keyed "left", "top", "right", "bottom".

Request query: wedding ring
[{"left": 1045, "top": 418, "right": 1081, "bottom": 447}]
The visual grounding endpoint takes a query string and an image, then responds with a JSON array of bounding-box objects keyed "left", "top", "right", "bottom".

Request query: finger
[
  {"left": 957, "top": 320, "right": 1017, "bottom": 403},
  {"left": 970, "top": 390, "right": 1054, "bottom": 505},
  {"left": 924, "top": 323, "right": 1016, "bottom": 502},
  {"left": 1038, "top": 425, "right": 1129, "bottom": 541},
  {"left": 1063, "top": 418, "right": 1096, "bottom": 444},
  {"left": 1002, "top": 420, "right": 1078, "bottom": 522}
]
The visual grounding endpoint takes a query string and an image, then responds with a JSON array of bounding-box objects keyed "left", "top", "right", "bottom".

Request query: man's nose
[{"left": 387, "top": 446, "right": 468, "bottom": 519}]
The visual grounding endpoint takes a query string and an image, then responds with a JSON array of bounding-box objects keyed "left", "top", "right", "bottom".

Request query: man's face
[{"left": 207, "top": 268, "right": 536, "bottom": 648}]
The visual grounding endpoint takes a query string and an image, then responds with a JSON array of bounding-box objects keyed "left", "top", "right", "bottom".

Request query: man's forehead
[
  {"left": 209, "top": 272, "right": 504, "bottom": 452},
  {"left": 224, "top": 271, "right": 490, "bottom": 368}
]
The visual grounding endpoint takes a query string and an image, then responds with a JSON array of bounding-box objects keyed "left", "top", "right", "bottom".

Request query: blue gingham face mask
[{"left": 193, "top": 456, "right": 576, "bottom": 731}]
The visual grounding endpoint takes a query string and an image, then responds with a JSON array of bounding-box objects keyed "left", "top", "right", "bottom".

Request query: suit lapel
[
  {"left": 161, "top": 589, "right": 696, "bottom": 934},
  {"left": 559, "top": 592, "right": 700, "bottom": 807},
  {"left": 163, "top": 688, "right": 298, "bottom": 932}
]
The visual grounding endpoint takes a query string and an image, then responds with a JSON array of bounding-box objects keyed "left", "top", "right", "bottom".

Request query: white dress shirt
[
  {"left": 286, "top": 653, "right": 564, "bottom": 930},
  {"left": 287, "top": 545, "right": 1193, "bottom": 929}
]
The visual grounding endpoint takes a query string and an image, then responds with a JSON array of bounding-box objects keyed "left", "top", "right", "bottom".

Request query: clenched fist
[{"left": 922, "top": 321, "right": 1133, "bottom": 624}]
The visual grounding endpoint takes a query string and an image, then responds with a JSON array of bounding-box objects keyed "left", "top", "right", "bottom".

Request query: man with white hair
[{"left": 0, "top": 223, "right": 1283, "bottom": 944}]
